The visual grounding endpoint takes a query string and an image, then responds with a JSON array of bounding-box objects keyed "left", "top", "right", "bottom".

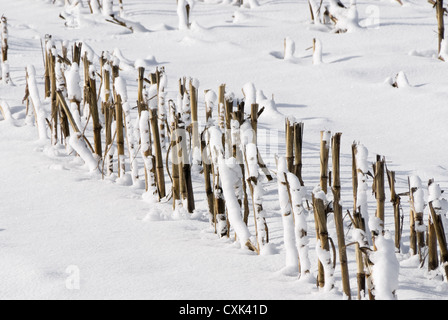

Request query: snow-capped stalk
[
  {"left": 218, "top": 155, "right": 257, "bottom": 252},
  {"left": 190, "top": 79, "right": 201, "bottom": 169},
  {"left": 47, "top": 41, "right": 59, "bottom": 145},
  {"left": 201, "top": 127, "right": 215, "bottom": 225},
  {"left": 180, "top": 83, "right": 191, "bottom": 130},
  {"left": 250, "top": 103, "right": 259, "bottom": 145},
  {"left": 234, "top": 118, "right": 250, "bottom": 225},
  {"left": 118, "top": 78, "right": 139, "bottom": 185},
  {"left": 244, "top": 143, "right": 269, "bottom": 251},
  {"left": 408, "top": 175, "right": 426, "bottom": 261},
  {"left": 331, "top": 133, "right": 351, "bottom": 299},
  {"left": 287, "top": 171, "right": 310, "bottom": 276},
  {"left": 147, "top": 82, "right": 165, "bottom": 197},
  {"left": 428, "top": 179, "right": 440, "bottom": 272},
  {"left": 370, "top": 233, "right": 399, "bottom": 300},
  {"left": 224, "top": 94, "right": 234, "bottom": 159},
  {"left": 354, "top": 143, "right": 375, "bottom": 299},
  {"left": 313, "top": 186, "right": 333, "bottom": 290},
  {"left": 44, "top": 35, "right": 52, "bottom": 99},
  {"left": 83, "top": 54, "right": 103, "bottom": 160},
  {"left": 140, "top": 110, "right": 158, "bottom": 202},
  {"left": 26, "top": 65, "right": 48, "bottom": 141},
  {"left": 158, "top": 69, "right": 167, "bottom": 150},
  {"left": 1, "top": 16, "right": 11, "bottom": 85},
  {"left": 320, "top": 130, "right": 331, "bottom": 194},
  {"left": 176, "top": 116, "right": 195, "bottom": 213},
  {"left": 56, "top": 57, "right": 70, "bottom": 145},
  {"left": 103, "top": 0, "right": 114, "bottom": 17},
  {"left": 284, "top": 37, "right": 295, "bottom": 60},
  {"left": 277, "top": 157, "right": 299, "bottom": 271},
  {"left": 386, "top": 169, "right": 402, "bottom": 253},
  {"left": 57, "top": 91, "right": 98, "bottom": 172},
  {"left": 371, "top": 156, "right": 386, "bottom": 248},
  {"left": 428, "top": 181, "right": 448, "bottom": 279},
  {"left": 204, "top": 89, "right": 216, "bottom": 124},
  {"left": 137, "top": 67, "right": 145, "bottom": 114},
  {"left": 100, "top": 57, "right": 114, "bottom": 176},
  {"left": 355, "top": 143, "right": 371, "bottom": 242},
  {"left": 149, "top": 103, "right": 166, "bottom": 199},
  {"left": 208, "top": 126, "right": 228, "bottom": 237},
  {"left": 313, "top": 38, "right": 323, "bottom": 65},
  {"left": 293, "top": 122, "right": 305, "bottom": 186},
  {"left": 169, "top": 101, "right": 182, "bottom": 211},
  {"left": 218, "top": 84, "right": 226, "bottom": 130},
  {"left": 351, "top": 142, "right": 368, "bottom": 299},
  {"left": 285, "top": 117, "right": 294, "bottom": 172},
  {"left": 177, "top": 0, "right": 192, "bottom": 30},
  {"left": 114, "top": 91, "right": 125, "bottom": 178},
  {"left": 66, "top": 63, "right": 82, "bottom": 130}
]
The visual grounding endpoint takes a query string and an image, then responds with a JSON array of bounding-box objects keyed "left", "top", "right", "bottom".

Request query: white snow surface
[{"left": 0, "top": 0, "right": 448, "bottom": 300}]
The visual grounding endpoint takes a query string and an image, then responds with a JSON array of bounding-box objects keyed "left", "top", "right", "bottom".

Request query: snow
[{"left": 0, "top": 0, "right": 448, "bottom": 301}]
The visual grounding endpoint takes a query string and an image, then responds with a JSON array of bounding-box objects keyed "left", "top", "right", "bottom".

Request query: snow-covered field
[{"left": 1, "top": 0, "right": 448, "bottom": 300}]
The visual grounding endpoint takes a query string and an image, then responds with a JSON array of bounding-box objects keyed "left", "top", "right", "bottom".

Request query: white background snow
[{"left": 0, "top": 0, "right": 448, "bottom": 300}]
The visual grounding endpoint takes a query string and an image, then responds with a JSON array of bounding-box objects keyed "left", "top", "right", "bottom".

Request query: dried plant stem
[
  {"left": 331, "top": 133, "right": 351, "bottom": 299},
  {"left": 293, "top": 122, "right": 305, "bottom": 185},
  {"left": 351, "top": 143, "right": 366, "bottom": 299},
  {"left": 83, "top": 54, "right": 102, "bottom": 159},
  {"left": 285, "top": 118, "right": 294, "bottom": 172},
  {"left": 373, "top": 156, "right": 385, "bottom": 239},
  {"left": 437, "top": 0, "right": 445, "bottom": 56},
  {"left": 49, "top": 44, "right": 58, "bottom": 145},
  {"left": 313, "top": 194, "right": 330, "bottom": 289},
  {"left": 320, "top": 131, "right": 330, "bottom": 194},
  {"left": 150, "top": 108, "right": 166, "bottom": 199},
  {"left": 387, "top": 169, "right": 402, "bottom": 252},
  {"left": 115, "top": 94, "right": 125, "bottom": 177},
  {"left": 428, "top": 201, "right": 448, "bottom": 279}
]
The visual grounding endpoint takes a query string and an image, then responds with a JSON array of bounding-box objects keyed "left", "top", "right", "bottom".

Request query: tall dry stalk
[
  {"left": 372, "top": 156, "right": 385, "bottom": 238},
  {"left": 293, "top": 122, "right": 305, "bottom": 186},
  {"left": 114, "top": 93, "right": 125, "bottom": 177},
  {"left": 428, "top": 201, "right": 448, "bottom": 279},
  {"left": 83, "top": 54, "right": 102, "bottom": 159},
  {"left": 320, "top": 131, "right": 331, "bottom": 194},
  {"left": 101, "top": 56, "right": 114, "bottom": 176},
  {"left": 150, "top": 107, "right": 166, "bottom": 199},
  {"left": 351, "top": 143, "right": 366, "bottom": 299},
  {"left": 408, "top": 176, "right": 426, "bottom": 261},
  {"left": 312, "top": 190, "right": 333, "bottom": 290},
  {"left": 170, "top": 101, "right": 182, "bottom": 211},
  {"left": 331, "top": 133, "right": 351, "bottom": 299},
  {"left": 285, "top": 118, "right": 294, "bottom": 172},
  {"left": 218, "top": 84, "right": 225, "bottom": 129},
  {"left": 48, "top": 41, "right": 59, "bottom": 145},
  {"left": 190, "top": 79, "right": 201, "bottom": 166},
  {"left": 387, "top": 169, "right": 402, "bottom": 252}
]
